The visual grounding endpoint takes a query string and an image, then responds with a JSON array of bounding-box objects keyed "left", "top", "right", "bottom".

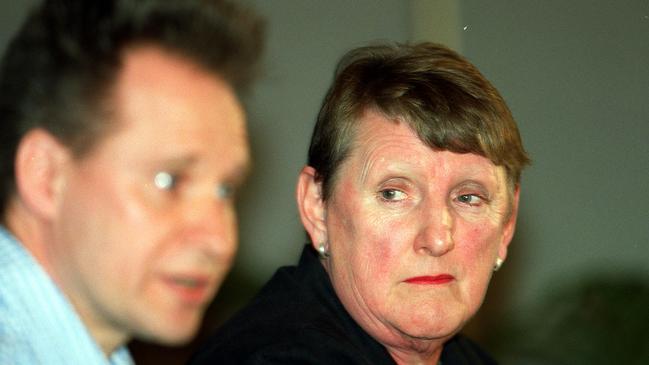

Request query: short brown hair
[{"left": 307, "top": 42, "right": 530, "bottom": 200}]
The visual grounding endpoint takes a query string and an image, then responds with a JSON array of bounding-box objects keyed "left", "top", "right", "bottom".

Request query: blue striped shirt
[{"left": 0, "top": 226, "right": 134, "bottom": 365}]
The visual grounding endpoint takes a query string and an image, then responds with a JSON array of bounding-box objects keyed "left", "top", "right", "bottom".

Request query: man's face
[{"left": 49, "top": 47, "right": 249, "bottom": 345}]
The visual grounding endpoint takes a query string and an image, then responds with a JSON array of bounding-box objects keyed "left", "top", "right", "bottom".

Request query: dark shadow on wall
[{"left": 487, "top": 272, "right": 649, "bottom": 365}]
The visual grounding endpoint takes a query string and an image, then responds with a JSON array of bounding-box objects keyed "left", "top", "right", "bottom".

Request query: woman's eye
[
  {"left": 379, "top": 189, "right": 407, "bottom": 202},
  {"left": 457, "top": 194, "right": 482, "bottom": 206},
  {"left": 154, "top": 171, "right": 178, "bottom": 191}
]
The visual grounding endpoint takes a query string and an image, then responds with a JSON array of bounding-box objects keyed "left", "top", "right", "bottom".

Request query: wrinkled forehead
[
  {"left": 349, "top": 111, "right": 494, "bottom": 172},
  {"left": 351, "top": 107, "right": 516, "bottom": 187},
  {"left": 335, "top": 110, "right": 513, "bottom": 203}
]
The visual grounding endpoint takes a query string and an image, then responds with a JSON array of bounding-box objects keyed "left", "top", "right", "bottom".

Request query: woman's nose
[{"left": 414, "top": 205, "right": 454, "bottom": 256}]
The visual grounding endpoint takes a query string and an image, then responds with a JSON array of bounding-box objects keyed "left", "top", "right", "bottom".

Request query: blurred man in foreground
[{"left": 0, "top": 0, "right": 263, "bottom": 363}]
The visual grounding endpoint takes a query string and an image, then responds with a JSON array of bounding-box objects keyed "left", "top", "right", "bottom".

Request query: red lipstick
[{"left": 404, "top": 275, "right": 454, "bottom": 285}]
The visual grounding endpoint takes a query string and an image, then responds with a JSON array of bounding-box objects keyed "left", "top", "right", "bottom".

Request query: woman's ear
[
  {"left": 498, "top": 185, "right": 520, "bottom": 262},
  {"left": 14, "top": 129, "right": 70, "bottom": 220},
  {"left": 296, "top": 166, "right": 327, "bottom": 250}
]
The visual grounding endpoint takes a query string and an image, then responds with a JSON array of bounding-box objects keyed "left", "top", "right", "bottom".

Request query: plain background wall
[{"left": 1, "top": 1, "right": 647, "bottom": 363}]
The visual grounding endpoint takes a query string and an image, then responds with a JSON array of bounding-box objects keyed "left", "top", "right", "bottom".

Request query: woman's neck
[{"left": 388, "top": 347, "right": 442, "bottom": 365}]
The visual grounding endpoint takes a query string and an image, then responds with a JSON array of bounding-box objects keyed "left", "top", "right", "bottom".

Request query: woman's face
[{"left": 316, "top": 110, "right": 518, "bottom": 351}]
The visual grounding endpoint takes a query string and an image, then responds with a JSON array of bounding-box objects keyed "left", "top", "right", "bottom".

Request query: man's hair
[
  {"left": 0, "top": 0, "right": 264, "bottom": 219},
  {"left": 308, "top": 42, "right": 530, "bottom": 201}
]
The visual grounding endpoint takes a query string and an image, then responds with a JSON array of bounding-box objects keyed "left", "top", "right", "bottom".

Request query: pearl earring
[
  {"left": 317, "top": 242, "right": 329, "bottom": 259},
  {"left": 493, "top": 257, "right": 504, "bottom": 272}
]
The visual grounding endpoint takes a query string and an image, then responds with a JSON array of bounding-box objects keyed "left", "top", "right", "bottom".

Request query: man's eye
[
  {"left": 379, "top": 189, "right": 407, "bottom": 201},
  {"left": 457, "top": 194, "right": 482, "bottom": 206},
  {"left": 154, "top": 171, "right": 177, "bottom": 191},
  {"left": 216, "top": 184, "right": 235, "bottom": 200}
]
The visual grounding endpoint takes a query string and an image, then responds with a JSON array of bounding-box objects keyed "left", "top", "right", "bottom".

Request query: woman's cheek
[
  {"left": 364, "top": 217, "right": 411, "bottom": 278},
  {"left": 460, "top": 224, "right": 502, "bottom": 273}
]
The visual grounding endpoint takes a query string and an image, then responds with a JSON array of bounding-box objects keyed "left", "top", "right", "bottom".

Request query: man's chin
[{"left": 135, "top": 317, "right": 202, "bottom": 346}]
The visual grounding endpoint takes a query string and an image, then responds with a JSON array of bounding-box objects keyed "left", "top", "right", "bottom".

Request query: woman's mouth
[{"left": 404, "top": 274, "right": 455, "bottom": 285}]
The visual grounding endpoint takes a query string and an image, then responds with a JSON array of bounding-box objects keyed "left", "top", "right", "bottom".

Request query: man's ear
[
  {"left": 498, "top": 185, "right": 521, "bottom": 262},
  {"left": 296, "top": 166, "right": 327, "bottom": 250},
  {"left": 14, "top": 129, "right": 70, "bottom": 220}
]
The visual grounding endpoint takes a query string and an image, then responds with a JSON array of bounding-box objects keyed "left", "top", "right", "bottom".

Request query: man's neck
[{"left": 5, "top": 198, "right": 129, "bottom": 356}]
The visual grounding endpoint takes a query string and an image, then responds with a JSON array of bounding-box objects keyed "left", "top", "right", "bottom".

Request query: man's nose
[
  {"left": 413, "top": 203, "right": 454, "bottom": 257},
  {"left": 180, "top": 193, "right": 236, "bottom": 256}
]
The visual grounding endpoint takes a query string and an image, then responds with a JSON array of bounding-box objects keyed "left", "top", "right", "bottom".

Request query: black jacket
[{"left": 191, "top": 246, "right": 497, "bottom": 364}]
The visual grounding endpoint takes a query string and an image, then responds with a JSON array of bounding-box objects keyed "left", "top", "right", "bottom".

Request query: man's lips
[
  {"left": 162, "top": 275, "right": 214, "bottom": 305},
  {"left": 404, "top": 274, "right": 455, "bottom": 285}
]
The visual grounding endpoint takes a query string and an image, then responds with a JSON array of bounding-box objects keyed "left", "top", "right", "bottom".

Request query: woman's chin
[{"left": 385, "top": 308, "right": 469, "bottom": 343}]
